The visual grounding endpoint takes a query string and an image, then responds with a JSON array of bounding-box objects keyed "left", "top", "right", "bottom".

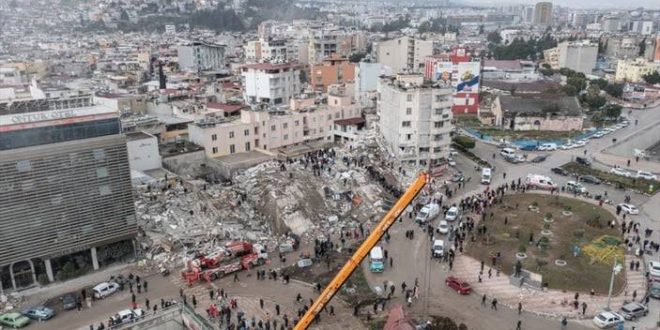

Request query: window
[
  {"left": 283, "top": 123, "right": 288, "bottom": 129},
  {"left": 433, "top": 134, "right": 443, "bottom": 141},
  {"left": 244, "top": 129, "right": 250, "bottom": 136},
  {"left": 433, "top": 147, "right": 442, "bottom": 153},
  {"left": 212, "top": 147, "right": 218, "bottom": 154},
  {"left": 16, "top": 160, "right": 31, "bottom": 172},
  {"left": 245, "top": 142, "right": 251, "bottom": 151},
  {"left": 294, "top": 120, "right": 299, "bottom": 126},
  {"left": 93, "top": 149, "right": 105, "bottom": 160},
  {"left": 99, "top": 185, "right": 112, "bottom": 196},
  {"left": 327, "top": 114, "right": 332, "bottom": 120},
  {"left": 271, "top": 125, "right": 276, "bottom": 131},
  {"left": 402, "top": 121, "right": 411, "bottom": 127},
  {"left": 96, "top": 167, "right": 109, "bottom": 178},
  {"left": 284, "top": 134, "right": 289, "bottom": 140},
  {"left": 211, "top": 134, "right": 217, "bottom": 141},
  {"left": 335, "top": 112, "right": 340, "bottom": 118},
  {"left": 229, "top": 144, "right": 236, "bottom": 154},
  {"left": 434, "top": 121, "right": 444, "bottom": 128},
  {"left": 229, "top": 131, "right": 235, "bottom": 138},
  {"left": 434, "top": 108, "right": 443, "bottom": 116},
  {"left": 406, "top": 107, "right": 412, "bottom": 115},
  {"left": 406, "top": 134, "right": 412, "bottom": 140},
  {"left": 442, "top": 113, "right": 450, "bottom": 119},
  {"left": 406, "top": 94, "right": 413, "bottom": 102}
]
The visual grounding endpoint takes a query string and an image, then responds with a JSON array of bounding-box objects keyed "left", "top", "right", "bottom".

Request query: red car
[{"left": 445, "top": 276, "right": 472, "bottom": 295}]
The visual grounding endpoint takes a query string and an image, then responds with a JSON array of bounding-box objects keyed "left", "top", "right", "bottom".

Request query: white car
[
  {"left": 559, "top": 144, "right": 573, "bottom": 150},
  {"left": 574, "top": 140, "right": 587, "bottom": 147},
  {"left": 93, "top": 282, "right": 120, "bottom": 299},
  {"left": 437, "top": 221, "right": 450, "bottom": 234},
  {"left": 593, "top": 311, "right": 624, "bottom": 329},
  {"left": 618, "top": 203, "right": 639, "bottom": 215},
  {"left": 636, "top": 171, "right": 657, "bottom": 181},
  {"left": 649, "top": 261, "right": 660, "bottom": 278},
  {"left": 447, "top": 157, "right": 456, "bottom": 167},
  {"left": 445, "top": 206, "right": 461, "bottom": 221},
  {"left": 110, "top": 309, "right": 144, "bottom": 326},
  {"left": 592, "top": 132, "right": 605, "bottom": 138},
  {"left": 610, "top": 168, "right": 632, "bottom": 177},
  {"left": 449, "top": 148, "right": 458, "bottom": 157}
]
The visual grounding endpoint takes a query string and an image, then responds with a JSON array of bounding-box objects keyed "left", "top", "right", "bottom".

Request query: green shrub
[
  {"left": 453, "top": 135, "right": 476, "bottom": 149},
  {"left": 518, "top": 244, "right": 527, "bottom": 253}
]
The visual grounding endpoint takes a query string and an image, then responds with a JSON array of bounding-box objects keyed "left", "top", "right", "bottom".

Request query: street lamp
[{"left": 605, "top": 258, "right": 623, "bottom": 311}]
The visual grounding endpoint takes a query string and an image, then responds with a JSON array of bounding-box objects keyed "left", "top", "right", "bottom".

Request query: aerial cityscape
[{"left": 0, "top": 0, "right": 659, "bottom": 329}]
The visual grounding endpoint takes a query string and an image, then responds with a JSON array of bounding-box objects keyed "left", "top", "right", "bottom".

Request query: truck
[{"left": 181, "top": 241, "right": 268, "bottom": 285}]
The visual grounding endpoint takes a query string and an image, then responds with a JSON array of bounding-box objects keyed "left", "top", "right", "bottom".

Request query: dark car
[
  {"left": 580, "top": 175, "right": 602, "bottom": 184},
  {"left": 60, "top": 293, "right": 77, "bottom": 310},
  {"left": 531, "top": 155, "right": 548, "bottom": 163},
  {"left": 551, "top": 167, "right": 569, "bottom": 176},
  {"left": 576, "top": 157, "right": 591, "bottom": 166},
  {"left": 451, "top": 173, "right": 465, "bottom": 182},
  {"left": 21, "top": 306, "right": 55, "bottom": 321}
]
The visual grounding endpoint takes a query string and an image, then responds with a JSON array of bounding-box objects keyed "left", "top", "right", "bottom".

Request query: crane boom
[{"left": 293, "top": 172, "right": 429, "bottom": 330}]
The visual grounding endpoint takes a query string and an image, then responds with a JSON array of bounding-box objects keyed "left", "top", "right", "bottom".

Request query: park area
[{"left": 465, "top": 193, "right": 625, "bottom": 294}]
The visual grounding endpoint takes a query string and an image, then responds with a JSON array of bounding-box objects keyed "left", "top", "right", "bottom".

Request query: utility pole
[{"left": 605, "top": 258, "right": 622, "bottom": 311}]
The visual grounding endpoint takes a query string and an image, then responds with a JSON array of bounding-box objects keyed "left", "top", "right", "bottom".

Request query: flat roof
[
  {"left": 242, "top": 63, "right": 299, "bottom": 70},
  {"left": 125, "top": 131, "right": 154, "bottom": 141}
]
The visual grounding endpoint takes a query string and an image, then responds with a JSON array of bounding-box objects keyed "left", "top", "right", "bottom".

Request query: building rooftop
[
  {"left": 335, "top": 117, "right": 365, "bottom": 126},
  {"left": 158, "top": 140, "right": 204, "bottom": 158},
  {"left": 500, "top": 94, "right": 582, "bottom": 117},
  {"left": 207, "top": 102, "right": 245, "bottom": 114},
  {"left": 125, "top": 131, "right": 155, "bottom": 142},
  {"left": 483, "top": 60, "right": 522, "bottom": 71},
  {"left": 242, "top": 63, "right": 300, "bottom": 71}
]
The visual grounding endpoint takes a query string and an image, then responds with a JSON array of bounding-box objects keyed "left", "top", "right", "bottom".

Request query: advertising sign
[
  {"left": 455, "top": 62, "right": 480, "bottom": 93},
  {"left": 434, "top": 62, "right": 453, "bottom": 83}
]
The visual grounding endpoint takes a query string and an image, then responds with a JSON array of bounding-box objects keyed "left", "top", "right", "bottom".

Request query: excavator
[{"left": 293, "top": 172, "right": 429, "bottom": 330}]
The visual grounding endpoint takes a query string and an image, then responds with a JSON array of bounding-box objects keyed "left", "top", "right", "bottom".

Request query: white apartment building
[
  {"left": 354, "top": 61, "right": 382, "bottom": 107},
  {"left": 377, "top": 74, "right": 454, "bottom": 166},
  {"left": 556, "top": 41, "right": 598, "bottom": 75},
  {"left": 376, "top": 37, "right": 433, "bottom": 74},
  {"left": 188, "top": 95, "right": 361, "bottom": 158},
  {"left": 241, "top": 63, "right": 301, "bottom": 105},
  {"left": 245, "top": 39, "right": 291, "bottom": 63},
  {"left": 177, "top": 41, "right": 226, "bottom": 72}
]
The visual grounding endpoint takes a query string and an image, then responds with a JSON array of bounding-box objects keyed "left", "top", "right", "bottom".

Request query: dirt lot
[{"left": 464, "top": 193, "right": 625, "bottom": 294}]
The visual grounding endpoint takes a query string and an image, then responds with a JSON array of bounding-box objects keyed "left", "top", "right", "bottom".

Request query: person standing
[
  {"left": 581, "top": 302, "right": 587, "bottom": 315},
  {"left": 491, "top": 298, "right": 497, "bottom": 310},
  {"left": 481, "top": 294, "right": 487, "bottom": 307},
  {"left": 518, "top": 302, "right": 522, "bottom": 315},
  {"left": 516, "top": 320, "right": 521, "bottom": 330}
]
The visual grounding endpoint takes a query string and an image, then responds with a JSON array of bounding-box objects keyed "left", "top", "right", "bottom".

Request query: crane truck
[{"left": 293, "top": 172, "right": 429, "bottom": 329}]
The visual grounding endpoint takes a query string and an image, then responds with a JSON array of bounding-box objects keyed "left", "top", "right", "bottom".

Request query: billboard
[
  {"left": 434, "top": 62, "right": 453, "bottom": 83},
  {"left": 455, "top": 61, "right": 480, "bottom": 93}
]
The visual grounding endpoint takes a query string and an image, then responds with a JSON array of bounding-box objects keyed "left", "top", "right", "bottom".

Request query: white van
[
  {"left": 537, "top": 143, "right": 557, "bottom": 151},
  {"left": 500, "top": 148, "right": 516, "bottom": 158},
  {"left": 416, "top": 203, "right": 440, "bottom": 224},
  {"left": 369, "top": 246, "right": 384, "bottom": 272},
  {"left": 481, "top": 168, "right": 492, "bottom": 184},
  {"left": 432, "top": 240, "right": 445, "bottom": 258},
  {"left": 93, "top": 282, "right": 120, "bottom": 299},
  {"left": 525, "top": 174, "right": 557, "bottom": 190}
]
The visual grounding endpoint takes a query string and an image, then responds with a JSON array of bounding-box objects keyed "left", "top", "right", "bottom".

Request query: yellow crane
[{"left": 294, "top": 172, "right": 429, "bottom": 330}]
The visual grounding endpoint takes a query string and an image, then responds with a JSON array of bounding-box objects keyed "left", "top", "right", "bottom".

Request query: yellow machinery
[{"left": 293, "top": 173, "right": 429, "bottom": 329}]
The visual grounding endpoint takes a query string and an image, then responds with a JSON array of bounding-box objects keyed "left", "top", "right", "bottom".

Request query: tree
[
  {"left": 567, "top": 76, "right": 587, "bottom": 92},
  {"left": 603, "top": 104, "right": 622, "bottom": 119},
  {"left": 583, "top": 94, "right": 607, "bottom": 109},
  {"left": 591, "top": 78, "right": 609, "bottom": 90},
  {"left": 604, "top": 83, "right": 623, "bottom": 98},
  {"left": 348, "top": 52, "right": 367, "bottom": 63},
  {"left": 479, "top": 24, "right": 485, "bottom": 34},
  {"left": 562, "top": 84, "right": 578, "bottom": 96},
  {"left": 638, "top": 38, "right": 646, "bottom": 57},
  {"left": 453, "top": 136, "right": 476, "bottom": 149},
  {"left": 487, "top": 31, "right": 502, "bottom": 44},
  {"left": 643, "top": 71, "right": 660, "bottom": 84}
]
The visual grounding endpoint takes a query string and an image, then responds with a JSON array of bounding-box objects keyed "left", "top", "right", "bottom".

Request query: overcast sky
[{"left": 464, "top": 0, "right": 660, "bottom": 9}]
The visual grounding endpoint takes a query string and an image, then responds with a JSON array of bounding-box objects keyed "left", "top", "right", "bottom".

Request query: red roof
[
  {"left": 207, "top": 103, "right": 245, "bottom": 113},
  {"left": 334, "top": 117, "right": 365, "bottom": 126},
  {"left": 242, "top": 63, "right": 299, "bottom": 70},
  {"left": 383, "top": 304, "right": 415, "bottom": 330}
]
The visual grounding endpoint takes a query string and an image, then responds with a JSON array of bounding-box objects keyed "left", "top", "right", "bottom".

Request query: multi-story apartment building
[
  {"left": 241, "top": 63, "right": 301, "bottom": 105},
  {"left": 556, "top": 41, "right": 598, "bottom": 75},
  {"left": 0, "top": 86, "right": 136, "bottom": 291},
  {"left": 376, "top": 37, "right": 433, "bottom": 74},
  {"left": 177, "top": 41, "right": 226, "bottom": 73},
  {"left": 615, "top": 58, "right": 660, "bottom": 83},
  {"left": 188, "top": 91, "right": 361, "bottom": 158},
  {"left": 354, "top": 60, "right": 382, "bottom": 108},
  {"left": 377, "top": 74, "right": 454, "bottom": 166},
  {"left": 245, "top": 39, "right": 291, "bottom": 63},
  {"left": 533, "top": 2, "right": 553, "bottom": 27},
  {"left": 310, "top": 55, "right": 355, "bottom": 92}
]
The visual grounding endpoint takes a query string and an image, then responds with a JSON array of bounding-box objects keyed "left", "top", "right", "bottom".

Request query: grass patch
[
  {"left": 454, "top": 114, "right": 482, "bottom": 127},
  {"left": 561, "top": 162, "right": 658, "bottom": 194},
  {"left": 465, "top": 194, "right": 625, "bottom": 294},
  {"left": 476, "top": 128, "right": 582, "bottom": 141},
  {"left": 452, "top": 143, "right": 492, "bottom": 168}
]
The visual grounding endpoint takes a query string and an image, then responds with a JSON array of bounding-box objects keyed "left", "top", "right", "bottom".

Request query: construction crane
[{"left": 294, "top": 172, "right": 430, "bottom": 330}]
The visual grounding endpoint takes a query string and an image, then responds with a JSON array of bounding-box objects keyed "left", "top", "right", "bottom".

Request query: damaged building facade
[{"left": 0, "top": 93, "right": 137, "bottom": 292}]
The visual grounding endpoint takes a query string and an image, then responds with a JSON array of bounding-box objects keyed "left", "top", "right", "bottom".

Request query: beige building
[
  {"left": 615, "top": 58, "right": 660, "bottom": 83},
  {"left": 376, "top": 37, "right": 433, "bottom": 74},
  {"left": 555, "top": 41, "right": 598, "bottom": 75},
  {"left": 533, "top": 2, "right": 553, "bottom": 27},
  {"left": 491, "top": 94, "right": 583, "bottom": 131}
]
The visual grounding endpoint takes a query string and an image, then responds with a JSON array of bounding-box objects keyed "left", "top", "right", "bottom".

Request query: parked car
[
  {"left": 525, "top": 174, "right": 557, "bottom": 190},
  {"left": 437, "top": 221, "right": 450, "bottom": 235},
  {"left": 592, "top": 132, "right": 605, "bottom": 139},
  {"left": 450, "top": 173, "right": 464, "bottom": 182},
  {"left": 650, "top": 282, "right": 660, "bottom": 299},
  {"left": 432, "top": 240, "right": 445, "bottom": 258},
  {"left": 537, "top": 143, "right": 557, "bottom": 151},
  {"left": 530, "top": 155, "right": 548, "bottom": 163},
  {"left": 448, "top": 148, "right": 458, "bottom": 157},
  {"left": 60, "top": 293, "right": 77, "bottom": 310},
  {"left": 576, "top": 157, "right": 591, "bottom": 166},
  {"left": 416, "top": 203, "right": 440, "bottom": 224},
  {"left": 579, "top": 175, "right": 602, "bottom": 185},
  {"left": 447, "top": 157, "right": 456, "bottom": 167},
  {"left": 566, "top": 181, "right": 587, "bottom": 194},
  {"left": 445, "top": 206, "right": 461, "bottom": 222},
  {"left": 618, "top": 203, "right": 639, "bottom": 215},
  {"left": 593, "top": 311, "right": 624, "bottom": 329},
  {"left": 0, "top": 312, "right": 31, "bottom": 328},
  {"left": 109, "top": 309, "right": 144, "bottom": 326},
  {"left": 610, "top": 168, "right": 632, "bottom": 177},
  {"left": 649, "top": 261, "right": 660, "bottom": 278},
  {"left": 445, "top": 276, "right": 472, "bottom": 295},
  {"left": 22, "top": 306, "right": 55, "bottom": 321},
  {"left": 619, "top": 302, "right": 648, "bottom": 320},
  {"left": 93, "top": 282, "right": 120, "bottom": 299},
  {"left": 551, "top": 167, "right": 569, "bottom": 176},
  {"left": 636, "top": 171, "right": 657, "bottom": 181}
]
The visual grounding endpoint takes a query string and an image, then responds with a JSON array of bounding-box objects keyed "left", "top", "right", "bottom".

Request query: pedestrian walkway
[{"left": 449, "top": 253, "right": 647, "bottom": 319}]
